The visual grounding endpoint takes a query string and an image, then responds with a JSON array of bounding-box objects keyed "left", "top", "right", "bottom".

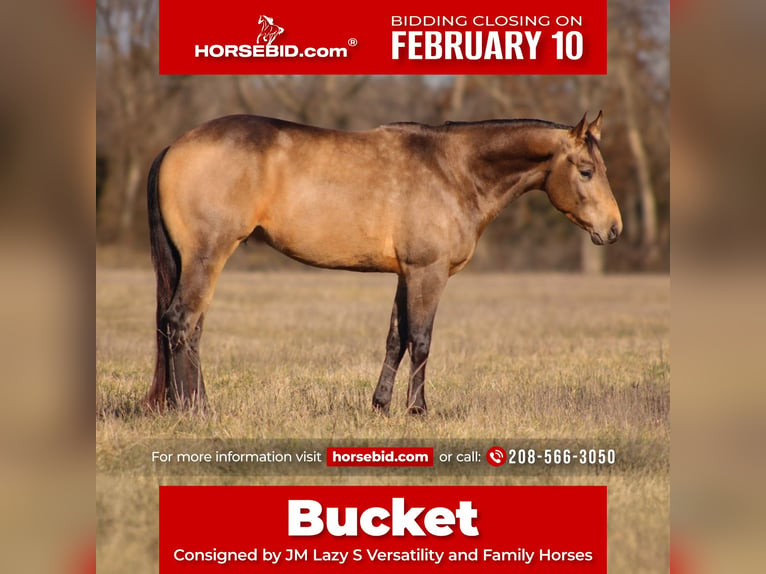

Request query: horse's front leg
[
  {"left": 403, "top": 263, "right": 449, "bottom": 415},
  {"left": 372, "top": 276, "right": 408, "bottom": 413}
]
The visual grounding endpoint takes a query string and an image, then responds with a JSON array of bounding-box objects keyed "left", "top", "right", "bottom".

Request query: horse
[
  {"left": 257, "top": 15, "right": 284, "bottom": 46},
  {"left": 145, "top": 112, "right": 622, "bottom": 414}
]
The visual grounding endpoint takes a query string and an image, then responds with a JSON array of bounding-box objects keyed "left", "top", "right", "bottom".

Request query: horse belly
[{"left": 259, "top": 188, "right": 401, "bottom": 273}]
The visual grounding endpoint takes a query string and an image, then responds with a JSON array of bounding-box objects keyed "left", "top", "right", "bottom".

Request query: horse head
[{"left": 545, "top": 112, "right": 622, "bottom": 245}]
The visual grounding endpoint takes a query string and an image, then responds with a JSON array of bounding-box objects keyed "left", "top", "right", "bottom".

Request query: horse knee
[{"left": 409, "top": 334, "right": 431, "bottom": 364}]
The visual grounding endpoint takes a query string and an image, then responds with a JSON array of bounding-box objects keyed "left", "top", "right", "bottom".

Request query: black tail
[{"left": 146, "top": 146, "right": 178, "bottom": 408}]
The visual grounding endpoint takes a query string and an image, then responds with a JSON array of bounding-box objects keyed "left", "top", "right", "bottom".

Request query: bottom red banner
[{"left": 160, "top": 486, "right": 606, "bottom": 572}]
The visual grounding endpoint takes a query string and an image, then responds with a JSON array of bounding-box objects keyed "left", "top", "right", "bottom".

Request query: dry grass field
[{"left": 97, "top": 269, "right": 669, "bottom": 573}]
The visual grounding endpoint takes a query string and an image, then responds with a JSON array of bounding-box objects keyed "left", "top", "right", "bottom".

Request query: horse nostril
[{"left": 608, "top": 223, "right": 619, "bottom": 242}]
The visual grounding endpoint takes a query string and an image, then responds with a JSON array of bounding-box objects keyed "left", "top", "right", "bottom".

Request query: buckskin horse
[{"left": 145, "top": 112, "right": 622, "bottom": 414}]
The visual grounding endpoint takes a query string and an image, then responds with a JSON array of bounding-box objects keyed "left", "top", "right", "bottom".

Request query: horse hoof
[
  {"left": 372, "top": 398, "right": 391, "bottom": 415},
  {"left": 407, "top": 406, "right": 427, "bottom": 416},
  {"left": 143, "top": 393, "right": 165, "bottom": 414}
]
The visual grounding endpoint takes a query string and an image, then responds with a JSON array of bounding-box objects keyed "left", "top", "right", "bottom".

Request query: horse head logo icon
[{"left": 257, "top": 15, "right": 285, "bottom": 46}]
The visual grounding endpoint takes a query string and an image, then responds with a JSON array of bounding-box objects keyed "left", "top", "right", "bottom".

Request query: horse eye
[{"left": 579, "top": 169, "right": 593, "bottom": 180}]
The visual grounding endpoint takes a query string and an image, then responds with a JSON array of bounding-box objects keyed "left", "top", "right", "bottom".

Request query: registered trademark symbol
[{"left": 347, "top": 38, "right": 358, "bottom": 47}]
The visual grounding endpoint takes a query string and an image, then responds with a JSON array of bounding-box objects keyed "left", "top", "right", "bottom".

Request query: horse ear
[
  {"left": 588, "top": 110, "right": 603, "bottom": 141},
  {"left": 570, "top": 113, "right": 588, "bottom": 140}
]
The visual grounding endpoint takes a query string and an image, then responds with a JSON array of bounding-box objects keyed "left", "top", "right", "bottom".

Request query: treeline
[{"left": 96, "top": 0, "right": 669, "bottom": 272}]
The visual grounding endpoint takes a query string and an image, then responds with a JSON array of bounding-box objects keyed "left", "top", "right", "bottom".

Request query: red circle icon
[{"left": 486, "top": 446, "right": 506, "bottom": 467}]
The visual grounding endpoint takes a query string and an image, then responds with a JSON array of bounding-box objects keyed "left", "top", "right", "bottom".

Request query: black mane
[
  {"left": 383, "top": 118, "right": 601, "bottom": 153},
  {"left": 442, "top": 118, "right": 572, "bottom": 130},
  {"left": 384, "top": 118, "right": 573, "bottom": 132}
]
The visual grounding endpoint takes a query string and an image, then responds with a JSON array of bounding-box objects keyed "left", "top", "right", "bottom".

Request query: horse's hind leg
[
  {"left": 372, "top": 276, "right": 409, "bottom": 413},
  {"left": 161, "top": 249, "right": 229, "bottom": 410}
]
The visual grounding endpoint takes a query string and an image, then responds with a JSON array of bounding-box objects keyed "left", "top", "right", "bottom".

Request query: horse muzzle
[{"left": 591, "top": 221, "right": 622, "bottom": 245}]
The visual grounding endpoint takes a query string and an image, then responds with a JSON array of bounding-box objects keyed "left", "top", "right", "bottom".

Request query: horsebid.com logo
[
  {"left": 256, "top": 15, "right": 284, "bottom": 46},
  {"left": 194, "top": 14, "right": 351, "bottom": 59}
]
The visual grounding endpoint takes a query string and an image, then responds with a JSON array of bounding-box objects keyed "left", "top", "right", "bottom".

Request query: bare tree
[
  {"left": 234, "top": 75, "right": 369, "bottom": 128},
  {"left": 608, "top": 0, "right": 668, "bottom": 266},
  {"left": 97, "top": 0, "right": 190, "bottom": 243}
]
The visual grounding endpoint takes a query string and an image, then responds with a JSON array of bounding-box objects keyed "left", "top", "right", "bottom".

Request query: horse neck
[{"left": 450, "top": 123, "right": 566, "bottom": 228}]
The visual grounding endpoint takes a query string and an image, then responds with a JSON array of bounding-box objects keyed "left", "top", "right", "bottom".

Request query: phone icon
[{"left": 486, "top": 446, "right": 506, "bottom": 467}]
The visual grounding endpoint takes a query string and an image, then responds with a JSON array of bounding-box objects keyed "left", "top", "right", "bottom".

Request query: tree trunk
[
  {"left": 617, "top": 62, "right": 658, "bottom": 259},
  {"left": 581, "top": 233, "right": 606, "bottom": 274},
  {"left": 119, "top": 151, "right": 142, "bottom": 241},
  {"left": 447, "top": 75, "right": 467, "bottom": 118}
]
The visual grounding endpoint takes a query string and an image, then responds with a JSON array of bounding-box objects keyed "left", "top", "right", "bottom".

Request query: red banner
[
  {"left": 159, "top": 486, "right": 606, "bottom": 572},
  {"left": 159, "top": 0, "right": 607, "bottom": 75}
]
